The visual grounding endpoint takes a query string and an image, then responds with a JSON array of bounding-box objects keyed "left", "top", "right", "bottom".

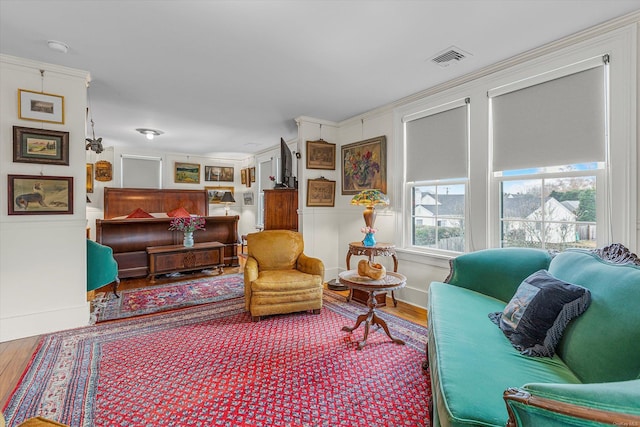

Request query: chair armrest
[
  {"left": 446, "top": 248, "right": 552, "bottom": 302},
  {"left": 297, "top": 253, "right": 325, "bottom": 283},
  {"left": 86, "top": 239, "right": 119, "bottom": 291},
  {"left": 243, "top": 256, "right": 259, "bottom": 311},
  {"left": 504, "top": 380, "right": 640, "bottom": 427}
]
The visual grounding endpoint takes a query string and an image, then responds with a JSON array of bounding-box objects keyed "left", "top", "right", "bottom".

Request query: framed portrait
[
  {"left": 174, "top": 162, "right": 200, "bottom": 184},
  {"left": 204, "top": 165, "right": 234, "bottom": 182},
  {"left": 341, "top": 136, "right": 387, "bottom": 195},
  {"left": 307, "top": 178, "right": 336, "bottom": 207},
  {"left": 13, "top": 126, "right": 69, "bottom": 165},
  {"left": 243, "top": 191, "right": 254, "bottom": 206},
  {"left": 205, "top": 186, "right": 235, "bottom": 203},
  {"left": 95, "top": 160, "right": 113, "bottom": 182},
  {"left": 306, "top": 140, "right": 336, "bottom": 170},
  {"left": 18, "top": 89, "right": 64, "bottom": 124},
  {"left": 86, "top": 164, "right": 94, "bottom": 193},
  {"left": 8, "top": 174, "right": 73, "bottom": 215},
  {"left": 250, "top": 167, "right": 256, "bottom": 182},
  {"left": 240, "top": 168, "right": 247, "bottom": 184}
]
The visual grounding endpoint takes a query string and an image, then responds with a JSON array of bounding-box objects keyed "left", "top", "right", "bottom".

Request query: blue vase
[{"left": 363, "top": 232, "right": 376, "bottom": 247}]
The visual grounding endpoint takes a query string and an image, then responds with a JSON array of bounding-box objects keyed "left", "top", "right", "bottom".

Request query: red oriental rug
[
  {"left": 92, "top": 273, "right": 244, "bottom": 322},
  {"left": 3, "top": 293, "right": 430, "bottom": 427}
]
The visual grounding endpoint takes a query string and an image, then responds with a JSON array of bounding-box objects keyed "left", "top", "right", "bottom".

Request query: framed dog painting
[{"left": 8, "top": 175, "right": 74, "bottom": 215}]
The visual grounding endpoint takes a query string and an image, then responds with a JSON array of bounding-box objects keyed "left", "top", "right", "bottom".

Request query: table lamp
[
  {"left": 351, "top": 189, "right": 389, "bottom": 246},
  {"left": 220, "top": 191, "right": 235, "bottom": 216}
]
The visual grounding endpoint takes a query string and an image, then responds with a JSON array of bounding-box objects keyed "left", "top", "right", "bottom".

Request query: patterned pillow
[
  {"left": 167, "top": 207, "right": 191, "bottom": 217},
  {"left": 489, "top": 269, "right": 591, "bottom": 357},
  {"left": 126, "top": 207, "right": 154, "bottom": 218}
]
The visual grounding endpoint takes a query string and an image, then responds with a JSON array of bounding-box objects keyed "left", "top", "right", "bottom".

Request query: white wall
[{"left": 0, "top": 55, "right": 90, "bottom": 342}]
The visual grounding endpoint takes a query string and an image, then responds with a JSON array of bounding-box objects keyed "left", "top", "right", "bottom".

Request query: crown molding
[{"left": 0, "top": 53, "right": 90, "bottom": 81}]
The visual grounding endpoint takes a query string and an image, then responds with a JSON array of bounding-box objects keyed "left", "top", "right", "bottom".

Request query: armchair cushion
[{"left": 86, "top": 239, "right": 119, "bottom": 294}]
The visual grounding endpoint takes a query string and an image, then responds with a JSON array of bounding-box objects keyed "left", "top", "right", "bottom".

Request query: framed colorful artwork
[
  {"left": 8, "top": 174, "right": 73, "bottom": 215},
  {"left": 204, "top": 166, "right": 234, "bottom": 182},
  {"left": 95, "top": 160, "right": 113, "bottom": 182},
  {"left": 13, "top": 126, "right": 69, "bottom": 165},
  {"left": 86, "top": 164, "right": 94, "bottom": 193},
  {"left": 174, "top": 162, "right": 200, "bottom": 184},
  {"left": 205, "top": 186, "right": 235, "bottom": 203},
  {"left": 18, "top": 89, "right": 65, "bottom": 124},
  {"left": 341, "top": 136, "right": 387, "bottom": 195}
]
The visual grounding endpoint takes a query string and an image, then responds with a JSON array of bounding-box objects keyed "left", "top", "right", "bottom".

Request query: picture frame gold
[
  {"left": 205, "top": 186, "right": 235, "bottom": 203},
  {"left": 341, "top": 136, "right": 387, "bottom": 195},
  {"left": 18, "top": 89, "right": 65, "bottom": 124},
  {"left": 204, "top": 165, "right": 234, "bottom": 182},
  {"left": 8, "top": 174, "right": 73, "bottom": 215},
  {"left": 175, "top": 162, "right": 200, "bottom": 184},
  {"left": 245, "top": 168, "right": 251, "bottom": 188},
  {"left": 13, "top": 126, "right": 69, "bottom": 165},
  {"left": 86, "top": 164, "right": 94, "bottom": 193},
  {"left": 306, "top": 139, "right": 336, "bottom": 170},
  {"left": 250, "top": 167, "right": 256, "bottom": 182},
  {"left": 307, "top": 178, "right": 336, "bottom": 207},
  {"left": 240, "top": 168, "right": 246, "bottom": 184},
  {"left": 95, "top": 160, "right": 113, "bottom": 182}
]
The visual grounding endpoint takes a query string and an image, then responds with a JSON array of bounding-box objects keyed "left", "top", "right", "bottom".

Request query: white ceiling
[{"left": 2, "top": 1, "right": 639, "bottom": 159}]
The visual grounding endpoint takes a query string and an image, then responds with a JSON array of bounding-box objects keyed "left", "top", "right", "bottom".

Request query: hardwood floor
[{"left": 0, "top": 260, "right": 427, "bottom": 410}]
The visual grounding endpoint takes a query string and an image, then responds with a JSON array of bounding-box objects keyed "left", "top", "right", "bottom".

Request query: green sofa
[
  {"left": 86, "top": 239, "right": 120, "bottom": 296},
  {"left": 425, "top": 245, "right": 640, "bottom": 427}
]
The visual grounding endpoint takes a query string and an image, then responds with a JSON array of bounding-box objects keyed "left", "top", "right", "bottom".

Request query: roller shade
[
  {"left": 405, "top": 103, "right": 468, "bottom": 182},
  {"left": 492, "top": 65, "right": 605, "bottom": 172},
  {"left": 259, "top": 159, "right": 272, "bottom": 191},
  {"left": 122, "top": 156, "right": 162, "bottom": 188}
]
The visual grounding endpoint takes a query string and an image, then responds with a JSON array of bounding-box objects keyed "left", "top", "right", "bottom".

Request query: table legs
[{"left": 342, "top": 290, "right": 405, "bottom": 350}]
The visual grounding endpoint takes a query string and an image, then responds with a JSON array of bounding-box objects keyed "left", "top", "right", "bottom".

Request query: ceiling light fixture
[
  {"left": 136, "top": 128, "right": 164, "bottom": 140},
  {"left": 47, "top": 40, "right": 69, "bottom": 54}
]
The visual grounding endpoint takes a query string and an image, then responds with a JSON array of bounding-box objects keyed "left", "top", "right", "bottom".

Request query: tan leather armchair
[{"left": 244, "top": 230, "right": 324, "bottom": 321}]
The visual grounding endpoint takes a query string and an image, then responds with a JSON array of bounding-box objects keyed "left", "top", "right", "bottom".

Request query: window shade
[
  {"left": 492, "top": 65, "right": 605, "bottom": 172},
  {"left": 405, "top": 104, "right": 468, "bottom": 182},
  {"left": 122, "top": 156, "right": 162, "bottom": 188},
  {"left": 259, "top": 159, "right": 272, "bottom": 191}
]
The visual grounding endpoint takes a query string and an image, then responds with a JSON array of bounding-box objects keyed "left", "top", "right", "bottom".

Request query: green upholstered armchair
[
  {"left": 86, "top": 239, "right": 120, "bottom": 297},
  {"left": 244, "top": 230, "right": 324, "bottom": 322}
]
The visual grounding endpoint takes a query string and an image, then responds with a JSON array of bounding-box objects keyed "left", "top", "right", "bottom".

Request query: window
[
  {"left": 121, "top": 154, "right": 162, "bottom": 188},
  {"left": 404, "top": 99, "right": 469, "bottom": 253},
  {"left": 490, "top": 57, "right": 608, "bottom": 249},
  {"left": 499, "top": 164, "right": 599, "bottom": 250},
  {"left": 412, "top": 182, "right": 465, "bottom": 252}
]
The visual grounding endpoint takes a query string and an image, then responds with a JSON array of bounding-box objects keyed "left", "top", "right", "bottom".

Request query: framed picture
[
  {"left": 174, "top": 162, "right": 200, "bottom": 184},
  {"left": 86, "top": 164, "right": 94, "bottom": 193},
  {"left": 306, "top": 140, "right": 336, "bottom": 170},
  {"left": 250, "top": 167, "right": 256, "bottom": 182},
  {"left": 243, "top": 191, "right": 254, "bottom": 206},
  {"left": 240, "top": 168, "right": 247, "bottom": 184},
  {"left": 18, "top": 89, "right": 64, "bottom": 124},
  {"left": 307, "top": 178, "right": 336, "bottom": 207},
  {"left": 204, "top": 166, "right": 234, "bottom": 182},
  {"left": 13, "top": 126, "right": 69, "bottom": 165},
  {"left": 245, "top": 168, "right": 251, "bottom": 188},
  {"left": 8, "top": 174, "right": 73, "bottom": 215},
  {"left": 205, "top": 186, "right": 235, "bottom": 203},
  {"left": 95, "top": 160, "right": 113, "bottom": 182},
  {"left": 341, "top": 136, "right": 387, "bottom": 195}
]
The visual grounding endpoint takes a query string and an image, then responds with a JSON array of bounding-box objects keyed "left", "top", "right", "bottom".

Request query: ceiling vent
[{"left": 430, "top": 46, "right": 471, "bottom": 67}]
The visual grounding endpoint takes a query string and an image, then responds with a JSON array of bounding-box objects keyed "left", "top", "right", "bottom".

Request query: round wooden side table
[
  {"left": 338, "top": 270, "right": 407, "bottom": 350},
  {"left": 346, "top": 241, "right": 399, "bottom": 306}
]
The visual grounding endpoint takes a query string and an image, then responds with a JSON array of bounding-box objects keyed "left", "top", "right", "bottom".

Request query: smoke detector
[{"left": 430, "top": 46, "right": 472, "bottom": 67}]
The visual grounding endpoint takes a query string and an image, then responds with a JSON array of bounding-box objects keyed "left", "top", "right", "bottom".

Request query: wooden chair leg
[
  {"left": 252, "top": 315, "right": 260, "bottom": 322},
  {"left": 312, "top": 309, "right": 321, "bottom": 315},
  {"left": 112, "top": 277, "right": 121, "bottom": 298}
]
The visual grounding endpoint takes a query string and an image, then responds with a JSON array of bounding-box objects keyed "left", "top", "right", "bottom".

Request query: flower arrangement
[
  {"left": 361, "top": 226, "right": 377, "bottom": 234},
  {"left": 168, "top": 216, "right": 206, "bottom": 233},
  {"left": 345, "top": 150, "right": 380, "bottom": 186}
]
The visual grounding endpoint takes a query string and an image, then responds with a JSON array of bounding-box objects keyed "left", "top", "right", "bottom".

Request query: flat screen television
[{"left": 280, "top": 137, "right": 296, "bottom": 188}]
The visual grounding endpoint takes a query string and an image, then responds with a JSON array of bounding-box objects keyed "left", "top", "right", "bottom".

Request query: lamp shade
[
  {"left": 351, "top": 189, "right": 389, "bottom": 207},
  {"left": 220, "top": 191, "right": 235, "bottom": 203}
]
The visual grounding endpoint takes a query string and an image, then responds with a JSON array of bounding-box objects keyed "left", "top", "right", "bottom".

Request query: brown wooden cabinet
[
  {"left": 264, "top": 189, "right": 298, "bottom": 231},
  {"left": 147, "top": 242, "right": 225, "bottom": 282}
]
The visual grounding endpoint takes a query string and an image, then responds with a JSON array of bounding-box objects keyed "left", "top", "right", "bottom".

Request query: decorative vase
[
  {"left": 363, "top": 232, "right": 376, "bottom": 247},
  {"left": 183, "top": 231, "right": 194, "bottom": 247}
]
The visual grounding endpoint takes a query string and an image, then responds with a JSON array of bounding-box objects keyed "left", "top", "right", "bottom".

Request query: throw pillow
[
  {"left": 167, "top": 207, "right": 191, "bottom": 218},
  {"left": 126, "top": 207, "right": 154, "bottom": 218},
  {"left": 488, "top": 269, "right": 591, "bottom": 357}
]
